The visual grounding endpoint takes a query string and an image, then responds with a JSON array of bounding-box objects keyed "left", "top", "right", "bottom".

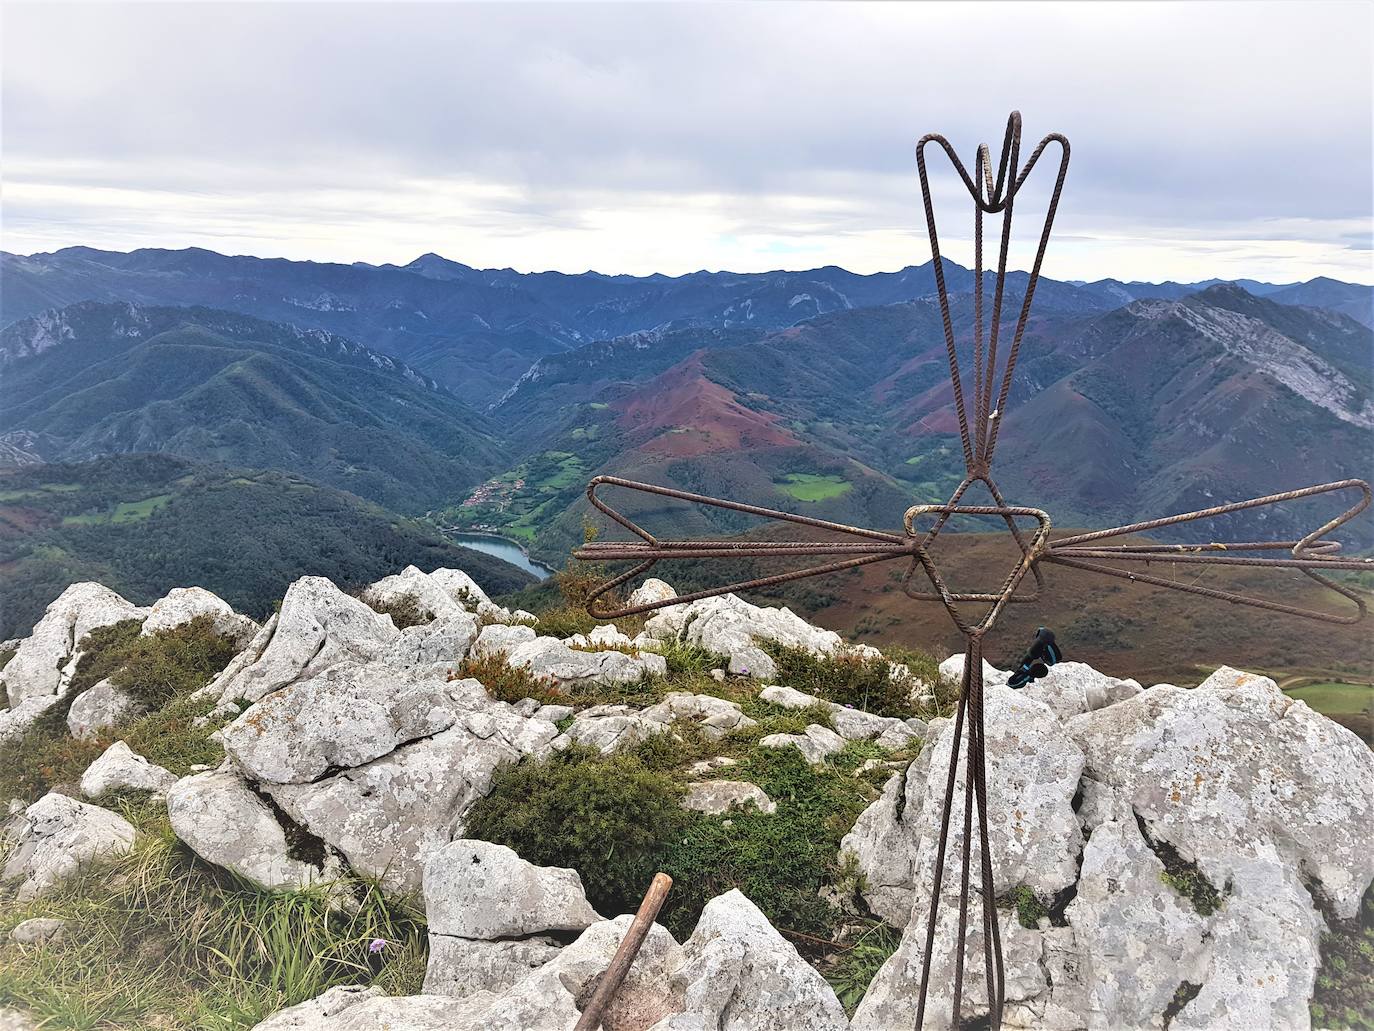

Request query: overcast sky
[{"left": 3, "top": 1, "right": 1372, "bottom": 284}]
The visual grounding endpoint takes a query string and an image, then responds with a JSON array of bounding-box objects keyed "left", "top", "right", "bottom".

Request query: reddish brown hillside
[{"left": 613, "top": 354, "right": 800, "bottom": 457}]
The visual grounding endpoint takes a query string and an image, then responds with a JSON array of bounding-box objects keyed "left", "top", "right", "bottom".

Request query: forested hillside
[{"left": 0, "top": 454, "right": 533, "bottom": 638}]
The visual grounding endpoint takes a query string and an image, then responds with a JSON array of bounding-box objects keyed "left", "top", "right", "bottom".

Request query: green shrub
[
  {"left": 1001, "top": 885, "right": 1050, "bottom": 929},
  {"left": 463, "top": 745, "right": 692, "bottom": 919},
  {"left": 365, "top": 596, "right": 433, "bottom": 630},
  {"left": 110, "top": 616, "right": 241, "bottom": 707},
  {"left": 736, "top": 699, "right": 836, "bottom": 737},
  {"left": 660, "top": 745, "right": 870, "bottom": 939},
  {"left": 454, "top": 653, "right": 563, "bottom": 706},
  {"left": 761, "top": 641, "right": 919, "bottom": 719},
  {"left": 1309, "top": 883, "right": 1373, "bottom": 1029}
]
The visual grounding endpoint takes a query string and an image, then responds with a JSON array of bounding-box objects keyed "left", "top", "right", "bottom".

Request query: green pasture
[{"left": 776, "top": 473, "right": 852, "bottom": 502}]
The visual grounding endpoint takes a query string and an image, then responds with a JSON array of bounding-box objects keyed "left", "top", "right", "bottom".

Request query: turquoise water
[{"left": 449, "top": 532, "right": 554, "bottom": 580}]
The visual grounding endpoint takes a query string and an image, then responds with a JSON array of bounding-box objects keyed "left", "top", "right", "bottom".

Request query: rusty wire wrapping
[{"left": 572, "top": 112, "right": 1374, "bottom": 1029}]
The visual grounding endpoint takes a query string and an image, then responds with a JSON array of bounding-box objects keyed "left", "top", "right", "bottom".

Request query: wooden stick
[{"left": 573, "top": 873, "right": 673, "bottom": 1031}]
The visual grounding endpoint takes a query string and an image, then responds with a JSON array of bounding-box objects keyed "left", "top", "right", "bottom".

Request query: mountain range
[
  {"left": 0, "top": 245, "right": 1370, "bottom": 634},
  {"left": 5, "top": 247, "right": 1369, "bottom": 403}
]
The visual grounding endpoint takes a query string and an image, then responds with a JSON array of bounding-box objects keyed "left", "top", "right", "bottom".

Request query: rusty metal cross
[{"left": 572, "top": 112, "right": 1374, "bottom": 1029}]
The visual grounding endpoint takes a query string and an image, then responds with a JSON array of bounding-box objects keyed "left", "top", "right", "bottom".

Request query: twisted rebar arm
[{"left": 570, "top": 114, "right": 1374, "bottom": 1029}]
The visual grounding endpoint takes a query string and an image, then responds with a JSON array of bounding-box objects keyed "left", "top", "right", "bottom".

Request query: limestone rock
[
  {"left": 220, "top": 664, "right": 494, "bottom": 784},
  {"left": 80, "top": 741, "right": 177, "bottom": 798},
  {"left": 1068, "top": 665, "right": 1374, "bottom": 918},
  {"left": 0, "top": 696, "right": 61, "bottom": 748},
  {"left": 471, "top": 622, "right": 537, "bottom": 659},
  {"left": 840, "top": 764, "right": 922, "bottom": 927},
  {"left": 2, "top": 793, "right": 136, "bottom": 900},
  {"left": 588, "top": 624, "right": 635, "bottom": 649},
  {"left": 853, "top": 903, "right": 1057, "bottom": 1030},
  {"left": 553, "top": 704, "right": 669, "bottom": 754},
  {"left": 209, "top": 577, "right": 397, "bottom": 706},
  {"left": 841, "top": 686, "right": 1083, "bottom": 930},
  {"left": 654, "top": 889, "right": 848, "bottom": 1031},
  {"left": 1021, "top": 661, "right": 1142, "bottom": 721},
  {"left": 505, "top": 635, "right": 667, "bottom": 688},
  {"left": 361, "top": 566, "right": 462, "bottom": 623},
  {"left": 686, "top": 757, "right": 738, "bottom": 776},
  {"left": 424, "top": 839, "right": 601, "bottom": 939},
  {"left": 482, "top": 914, "right": 685, "bottom": 1030},
  {"left": 682, "top": 781, "right": 776, "bottom": 816},
  {"left": 533, "top": 703, "right": 574, "bottom": 724},
  {"left": 758, "top": 724, "right": 845, "bottom": 765},
  {"left": 423, "top": 935, "right": 562, "bottom": 999},
  {"left": 937, "top": 652, "right": 1011, "bottom": 688},
  {"left": 11, "top": 917, "right": 66, "bottom": 944},
  {"left": 643, "top": 692, "right": 757, "bottom": 739},
  {"left": 628, "top": 577, "right": 680, "bottom": 611},
  {"left": 646, "top": 594, "right": 841, "bottom": 679},
  {"left": 267, "top": 718, "right": 527, "bottom": 896},
  {"left": 1064, "top": 806, "right": 1208, "bottom": 1030},
  {"left": 1172, "top": 846, "right": 1325, "bottom": 1031},
  {"left": 167, "top": 771, "right": 330, "bottom": 891},
  {"left": 1, "top": 583, "right": 146, "bottom": 706},
  {"left": 759, "top": 685, "right": 921, "bottom": 746},
  {"left": 66, "top": 678, "right": 147, "bottom": 741},
  {"left": 142, "top": 586, "right": 258, "bottom": 644},
  {"left": 382, "top": 611, "right": 480, "bottom": 669},
  {"left": 758, "top": 684, "right": 822, "bottom": 709},
  {"left": 251, "top": 987, "right": 456, "bottom": 1030}
]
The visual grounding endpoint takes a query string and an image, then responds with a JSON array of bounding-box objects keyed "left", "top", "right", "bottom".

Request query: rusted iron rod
[
  {"left": 573, "top": 873, "right": 673, "bottom": 1031},
  {"left": 1050, "top": 479, "right": 1371, "bottom": 550},
  {"left": 1050, "top": 549, "right": 1374, "bottom": 570}
]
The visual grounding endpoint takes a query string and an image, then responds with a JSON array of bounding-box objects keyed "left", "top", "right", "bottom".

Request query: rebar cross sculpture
[{"left": 571, "top": 112, "right": 1374, "bottom": 1029}]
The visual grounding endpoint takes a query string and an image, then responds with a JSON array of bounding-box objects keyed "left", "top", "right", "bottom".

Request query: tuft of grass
[
  {"left": 0, "top": 816, "right": 426, "bottom": 1031},
  {"left": 67, "top": 619, "right": 145, "bottom": 696},
  {"left": 454, "top": 653, "right": 563, "bottom": 706},
  {"left": 364, "top": 596, "right": 433, "bottom": 631},
  {"left": 533, "top": 605, "right": 599, "bottom": 641},
  {"left": 0, "top": 644, "right": 16, "bottom": 673},
  {"left": 736, "top": 699, "right": 836, "bottom": 737},
  {"left": 761, "top": 641, "right": 921, "bottom": 719},
  {"left": 659, "top": 640, "right": 726, "bottom": 678},
  {"left": 0, "top": 618, "right": 240, "bottom": 803},
  {"left": 120, "top": 693, "right": 231, "bottom": 777},
  {"left": 0, "top": 700, "right": 106, "bottom": 802},
  {"left": 825, "top": 922, "right": 901, "bottom": 1016}
]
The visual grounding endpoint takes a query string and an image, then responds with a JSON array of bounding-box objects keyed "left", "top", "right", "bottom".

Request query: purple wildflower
[{"left": 368, "top": 938, "right": 388, "bottom": 955}]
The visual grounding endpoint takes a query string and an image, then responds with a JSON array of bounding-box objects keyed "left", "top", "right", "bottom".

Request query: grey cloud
[{"left": 2, "top": 2, "right": 1370, "bottom": 280}]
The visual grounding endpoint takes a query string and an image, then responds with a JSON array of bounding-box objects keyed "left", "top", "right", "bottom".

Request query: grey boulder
[
  {"left": 423, "top": 839, "right": 601, "bottom": 940},
  {"left": 2, "top": 792, "right": 136, "bottom": 900},
  {"left": 167, "top": 770, "right": 333, "bottom": 891},
  {"left": 682, "top": 781, "right": 776, "bottom": 816},
  {"left": 79, "top": 741, "right": 177, "bottom": 798},
  {"left": 650, "top": 889, "right": 848, "bottom": 1031},
  {"left": 66, "top": 678, "right": 147, "bottom": 741},
  {"left": 0, "top": 582, "right": 146, "bottom": 707}
]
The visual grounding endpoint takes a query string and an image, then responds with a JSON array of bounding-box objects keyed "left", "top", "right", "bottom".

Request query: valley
[{"left": 0, "top": 247, "right": 1370, "bottom": 701}]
